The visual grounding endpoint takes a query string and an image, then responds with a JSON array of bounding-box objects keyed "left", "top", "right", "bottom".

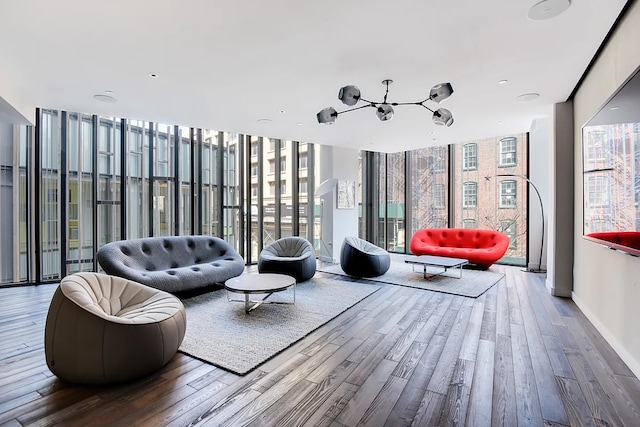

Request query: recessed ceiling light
[
  {"left": 104, "top": 90, "right": 115, "bottom": 95},
  {"left": 297, "top": 122, "right": 303, "bottom": 126},
  {"left": 610, "top": 106, "right": 620, "bottom": 110},
  {"left": 279, "top": 110, "right": 286, "bottom": 114},
  {"left": 257, "top": 118, "right": 272, "bottom": 123},
  {"left": 93, "top": 94, "right": 117, "bottom": 103},
  {"left": 149, "top": 73, "right": 159, "bottom": 78},
  {"left": 516, "top": 93, "right": 540, "bottom": 101},
  {"left": 498, "top": 80, "right": 508, "bottom": 85},
  {"left": 528, "top": 0, "right": 571, "bottom": 21}
]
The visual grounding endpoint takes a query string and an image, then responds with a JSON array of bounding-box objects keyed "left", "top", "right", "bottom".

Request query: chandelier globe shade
[
  {"left": 338, "top": 85, "right": 361, "bottom": 106},
  {"left": 433, "top": 108, "right": 454, "bottom": 126}
]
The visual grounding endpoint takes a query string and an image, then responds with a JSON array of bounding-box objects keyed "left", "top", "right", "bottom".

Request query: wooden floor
[{"left": 1, "top": 266, "right": 640, "bottom": 426}]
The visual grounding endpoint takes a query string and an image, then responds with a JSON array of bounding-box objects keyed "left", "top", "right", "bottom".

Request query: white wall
[
  {"left": 529, "top": 117, "right": 551, "bottom": 272},
  {"left": 0, "top": 70, "right": 35, "bottom": 125},
  {"left": 318, "top": 145, "right": 360, "bottom": 263},
  {"left": 572, "top": 0, "right": 640, "bottom": 377}
]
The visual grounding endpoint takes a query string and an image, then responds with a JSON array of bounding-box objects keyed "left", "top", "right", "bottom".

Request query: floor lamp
[
  {"left": 315, "top": 178, "right": 338, "bottom": 263},
  {"left": 496, "top": 173, "right": 546, "bottom": 273}
]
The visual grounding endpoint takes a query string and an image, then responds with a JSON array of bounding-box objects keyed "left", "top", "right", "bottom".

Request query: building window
[
  {"left": 587, "top": 175, "right": 609, "bottom": 206},
  {"left": 462, "top": 219, "right": 477, "bottom": 229},
  {"left": 499, "top": 137, "right": 517, "bottom": 167},
  {"left": 251, "top": 184, "right": 258, "bottom": 197},
  {"left": 463, "top": 182, "right": 477, "bottom": 208},
  {"left": 268, "top": 159, "right": 275, "bottom": 174},
  {"left": 269, "top": 182, "right": 275, "bottom": 196},
  {"left": 251, "top": 163, "right": 258, "bottom": 176},
  {"left": 433, "top": 147, "right": 446, "bottom": 172},
  {"left": 268, "top": 139, "right": 276, "bottom": 152},
  {"left": 591, "top": 219, "right": 611, "bottom": 232},
  {"left": 251, "top": 142, "right": 258, "bottom": 156},
  {"left": 587, "top": 131, "right": 609, "bottom": 161},
  {"left": 280, "top": 157, "right": 286, "bottom": 172},
  {"left": 299, "top": 178, "right": 307, "bottom": 194},
  {"left": 299, "top": 153, "right": 308, "bottom": 169},
  {"left": 500, "top": 220, "right": 517, "bottom": 249},
  {"left": 433, "top": 184, "right": 445, "bottom": 209},
  {"left": 500, "top": 180, "right": 517, "bottom": 208},
  {"left": 281, "top": 180, "right": 287, "bottom": 195},
  {"left": 463, "top": 143, "right": 477, "bottom": 170},
  {"left": 433, "top": 218, "right": 447, "bottom": 228}
]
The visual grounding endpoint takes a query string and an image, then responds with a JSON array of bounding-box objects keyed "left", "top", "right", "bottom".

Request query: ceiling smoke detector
[
  {"left": 93, "top": 94, "right": 117, "bottom": 103},
  {"left": 528, "top": 0, "right": 571, "bottom": 21}
]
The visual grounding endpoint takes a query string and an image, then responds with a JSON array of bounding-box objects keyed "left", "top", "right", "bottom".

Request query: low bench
[{"left": 96, "top": 235, "right": 245, "bottom": 293}]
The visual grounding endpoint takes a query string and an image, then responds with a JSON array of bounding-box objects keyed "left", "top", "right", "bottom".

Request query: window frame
[
  {"left": 462, "top": 143, "right": 477, "bottom": 170},
  {"left": 462, "top": 181, "right": 477, "bottom": 208},
  {"left": 499, "top": 137, "right": 517, "bottom": 167},
  {"left": 499, "top": 180, "right": 517, "bottom": 209}
]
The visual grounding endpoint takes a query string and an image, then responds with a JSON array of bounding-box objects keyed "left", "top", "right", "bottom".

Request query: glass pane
[
  {"left": 281, "top": 140, "right": 293, "bottom": 238},
  {"left": 386, "top": 152, "right": 405, "bottom": 252},
  {"left": 223, "top": 132, "right": 240, "bottom": 250},
  {"left": 41, "top": 110, "right": 61, "bottom": 280},
  {"left": 452, "top": 133, "right": 528, "bottom": 265},
  {"left": 410, "top": 146, "right": 449, "bottom": 236},
  {"left": 127, "top": 120, "right": 149, "bottom": 238},
  {"left": 0, "top": 123, "right": 31, "bottom": 284}
]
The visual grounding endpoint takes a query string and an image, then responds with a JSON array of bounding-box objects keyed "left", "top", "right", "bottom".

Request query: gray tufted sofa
[
  {"left": 96, "top": 235, "right": 245, "bottom": 293},
  {"left": 258, "top": 236, "right": 316, "bottom": 282}
]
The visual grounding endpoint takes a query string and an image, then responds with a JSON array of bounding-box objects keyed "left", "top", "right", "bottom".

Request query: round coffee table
[{"left": 224, "top": 273, "right": 296, "bottom": 313}]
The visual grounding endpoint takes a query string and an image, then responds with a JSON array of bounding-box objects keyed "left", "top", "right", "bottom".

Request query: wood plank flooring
[{"left": 1, "top": 266, "right": 640, "bottom": 426}]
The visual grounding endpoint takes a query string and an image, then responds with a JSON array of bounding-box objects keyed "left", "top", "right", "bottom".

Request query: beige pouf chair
[{"left": 44, "top": 272, "right": 186, "bottom": 385}]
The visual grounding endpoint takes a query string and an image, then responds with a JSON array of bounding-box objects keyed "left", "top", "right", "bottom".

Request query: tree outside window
[
  {"left": 433, "top": 184, "right": 445, "bottom": 209},
  {"left": 500, "top": 220, "right": 517, "bottom": 249}
]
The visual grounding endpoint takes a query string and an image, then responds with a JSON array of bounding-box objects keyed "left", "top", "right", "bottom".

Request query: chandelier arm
[
  {"left": 392, "top": 102, "right": 423, "bottom": 106},
  {"left": 337, "top": 104, "right": 377, "bottom": 115},
  {"left": 359, "top": 97, "right": 375, "bottom": 104},
  {"left": 418, "top": 103, "right": 436, "bottom": 114}
]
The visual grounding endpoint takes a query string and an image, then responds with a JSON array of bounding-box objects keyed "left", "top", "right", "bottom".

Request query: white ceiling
[{"left": 0, "top": 0, "right": 628, "bottom": 152}]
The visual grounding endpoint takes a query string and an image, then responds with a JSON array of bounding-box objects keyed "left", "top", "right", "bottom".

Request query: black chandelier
[{"left": 317, "top": 79, "right": 454, "bottom": 126}]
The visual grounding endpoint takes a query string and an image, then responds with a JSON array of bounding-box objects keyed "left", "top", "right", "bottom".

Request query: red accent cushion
[{"left": 409, "top": 228, "right": 510, "bottom": 269}]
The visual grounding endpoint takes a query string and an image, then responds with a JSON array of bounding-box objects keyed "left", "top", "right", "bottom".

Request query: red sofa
[{"left": 410, "top": 228, "right": 510, "bottom": 269}]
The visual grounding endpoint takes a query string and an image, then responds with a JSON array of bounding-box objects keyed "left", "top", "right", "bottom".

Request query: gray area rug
[
  {"left": 179, "top": 276, "right": 380, "bottom": 375},
  {"left": 318, "top": 256, "right": 504, "bottom": 298}
]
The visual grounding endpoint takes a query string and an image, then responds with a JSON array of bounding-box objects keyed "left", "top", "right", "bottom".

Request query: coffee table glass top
[
  {"left": 403, "top": 254, "right": 469, "bottom": 268},
  {"left": 403, "top": 254, "right": 469, "bottom": 279},
  {"left": 224, "top": 273, "right": 295, "bottom": 294},
  {"left": 224, "top": 273, "right": 296, "bottom": 313}
]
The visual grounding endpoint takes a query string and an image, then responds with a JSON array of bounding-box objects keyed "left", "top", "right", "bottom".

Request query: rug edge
[
  {"left": 179, "top": 284, "right": 382, "bottom": 376},
  {"left": 317, "top": 267, "right": 505, "bottom": 298}
]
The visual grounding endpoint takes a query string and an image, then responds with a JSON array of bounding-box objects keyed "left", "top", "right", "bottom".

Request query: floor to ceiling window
[
  {"left": 0, "top": 123, "right": 31, "bottom": 284},
  {"left": 452, "top": 134, "right": 528, "bottom": 265},
  {"left": 361, "top": 132, "right": 529, "bottom": 265}
]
